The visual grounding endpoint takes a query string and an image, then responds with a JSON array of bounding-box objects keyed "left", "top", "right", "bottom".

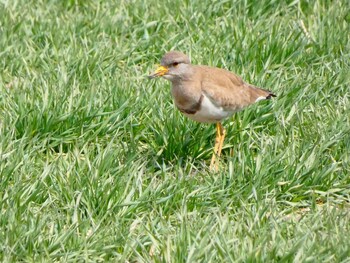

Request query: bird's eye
[{"left": 172, "top": 62, "right": 179, "bottom": 67}]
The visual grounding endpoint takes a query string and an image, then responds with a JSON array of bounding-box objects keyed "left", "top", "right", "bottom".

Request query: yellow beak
[{"left": 148, "top": 65, "right": 169, "bottom": 79}]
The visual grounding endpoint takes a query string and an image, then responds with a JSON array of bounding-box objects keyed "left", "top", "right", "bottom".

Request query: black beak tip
[{"left": 147, "top": 74, "right": 157, "bottom": 79}]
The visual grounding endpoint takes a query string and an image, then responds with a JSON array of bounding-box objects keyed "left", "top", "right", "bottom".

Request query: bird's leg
[
  {"left": 217, "top": 123, "right": 226, "bottom": 158},
  {"left": 210, "top": 122, "right": 223, "bottom": 171}
]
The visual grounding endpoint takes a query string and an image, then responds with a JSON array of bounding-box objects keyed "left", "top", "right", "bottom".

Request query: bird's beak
[{"left": 148, "top": 65, "right": 168, "bottom": 79}]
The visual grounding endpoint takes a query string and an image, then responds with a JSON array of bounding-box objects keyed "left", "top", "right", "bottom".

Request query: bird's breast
[
  {"left": 171, "top": 82, "right": 201, "bottom": 109},
  {"left": 182, "top": 94, "right": 233, "bottom": 123},
  {"left": 170, "top": 81, "right": 233, "bottom": 123}
]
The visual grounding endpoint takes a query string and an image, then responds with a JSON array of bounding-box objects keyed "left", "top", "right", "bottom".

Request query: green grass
[{"left": 1, "top": 0, "right": 350, "bottom": 261}]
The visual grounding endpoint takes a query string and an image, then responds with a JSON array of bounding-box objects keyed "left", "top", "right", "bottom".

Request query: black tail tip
[{"left": 266, "top": 93, "right": 277, "bottom": 99}]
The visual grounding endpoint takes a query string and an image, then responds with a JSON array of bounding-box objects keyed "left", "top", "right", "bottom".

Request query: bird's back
[{"left": 194, "top": 65, "right": 275, "bottom": 112}]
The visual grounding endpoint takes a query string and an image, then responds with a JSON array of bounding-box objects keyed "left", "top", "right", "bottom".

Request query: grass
[{"left": 1, "top": 0, "right": 350, "bottom": 261}]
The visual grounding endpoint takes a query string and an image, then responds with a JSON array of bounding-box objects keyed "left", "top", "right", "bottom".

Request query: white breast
[{"left": 183, "top": 94, "right": 233, "bottom": 123}]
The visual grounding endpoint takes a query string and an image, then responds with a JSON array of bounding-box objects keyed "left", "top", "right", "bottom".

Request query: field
[{"left": 1, "top": 0, "right": 350, "bottom": 262}]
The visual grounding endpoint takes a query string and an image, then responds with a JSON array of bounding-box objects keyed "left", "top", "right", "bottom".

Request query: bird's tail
[
  {"left": 246, "top": 84, "right": 276, "bottom": 102},
  {"left": 265, "top": 90, "right": 276, "bottom": 99}
]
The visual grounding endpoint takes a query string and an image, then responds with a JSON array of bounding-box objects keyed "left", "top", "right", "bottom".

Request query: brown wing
[{"left": 196, "top": 65, "right": 274, "bottom": 112}]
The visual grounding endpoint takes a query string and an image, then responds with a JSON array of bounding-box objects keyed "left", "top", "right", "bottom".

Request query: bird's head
[{"left": 148, "top": 51, "right": 192, "bottom": 81}]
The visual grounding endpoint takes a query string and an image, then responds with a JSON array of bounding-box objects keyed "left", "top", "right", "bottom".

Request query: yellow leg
[
  {"left": 217, "top": 123, "right": 226, "bottom": 158},
  {"left": 210, "top": 123, "right": 226, "bottom": 171},
  {"left": 210, "top": 123, "right": 221, "bottom": 164}
]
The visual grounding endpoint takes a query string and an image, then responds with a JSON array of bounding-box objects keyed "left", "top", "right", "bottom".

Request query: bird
[{"left": 148, "top": 51, "right": 276, "bottom": 171}]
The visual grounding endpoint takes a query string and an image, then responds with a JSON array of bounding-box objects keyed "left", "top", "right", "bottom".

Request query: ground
[{"left": 0, "top": 0, "right": 349, "bottom": 262}]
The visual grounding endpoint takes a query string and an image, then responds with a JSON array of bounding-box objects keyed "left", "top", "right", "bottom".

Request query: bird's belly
[{"left": 182, "top": 95, "right": 233, "bottom": 123}]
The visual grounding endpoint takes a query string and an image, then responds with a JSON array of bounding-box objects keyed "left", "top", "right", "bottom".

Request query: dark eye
[{"left": 172, "top": 62, "right": 179, "bottom": 67}]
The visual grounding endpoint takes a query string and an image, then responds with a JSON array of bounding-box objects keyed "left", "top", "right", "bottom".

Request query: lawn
[{"left": 1, "top": 0, "right": 350, "bottom": 262}]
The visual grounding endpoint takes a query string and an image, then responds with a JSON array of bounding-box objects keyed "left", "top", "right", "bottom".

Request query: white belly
[{"left": 182, "top": 94, "right": 233, "bottom": 123}]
